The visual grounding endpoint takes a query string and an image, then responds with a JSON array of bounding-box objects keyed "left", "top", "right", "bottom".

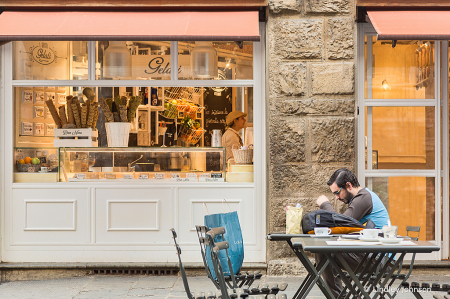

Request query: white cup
[
  {"left": 314, "top": 227, "right": 332, "bottom": 236},
  {"left": 360, "top": 229, "right": 379, "bottom": 239},
  {"left": 40, "top": 166, "right": 48, "bottom": 172}
]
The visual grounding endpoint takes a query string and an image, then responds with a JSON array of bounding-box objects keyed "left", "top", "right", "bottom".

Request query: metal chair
[{"left": 196, "top": 225, "right": 264, "bottom": 289}]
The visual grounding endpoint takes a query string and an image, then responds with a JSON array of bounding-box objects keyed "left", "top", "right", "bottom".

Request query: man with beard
[{"left": 315, "top": 168, "right": 390, "bottom": 298}]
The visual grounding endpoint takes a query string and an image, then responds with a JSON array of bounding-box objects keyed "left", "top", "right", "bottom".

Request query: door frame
[{"left": 357, "top": 22, "right": 445, "bottom": 260}]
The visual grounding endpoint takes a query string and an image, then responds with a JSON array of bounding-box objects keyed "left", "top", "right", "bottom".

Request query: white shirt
[{"left": 222, "top": 128, "right": 243, "bottom": 162}]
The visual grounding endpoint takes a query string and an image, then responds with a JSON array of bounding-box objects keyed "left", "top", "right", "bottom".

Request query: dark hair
[{"left": 327, "top": 168, "right": 360, "bottom": 188}]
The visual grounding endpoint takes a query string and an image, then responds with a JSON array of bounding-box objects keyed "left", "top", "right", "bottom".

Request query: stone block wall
[{"left": 267, "top": 0, "right": 357, "bottom": 275}]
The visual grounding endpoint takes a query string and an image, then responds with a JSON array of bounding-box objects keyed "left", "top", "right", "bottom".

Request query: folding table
[
  {"left": 293, "top": 236, "right": 440, "bottom": 299},
  {"left": 267, "top": 234, "right": 440, "bottom": 299}
]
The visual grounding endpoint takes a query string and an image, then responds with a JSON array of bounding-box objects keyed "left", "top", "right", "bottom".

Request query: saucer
[
  {"left": 311, "top": 235, "right": 332, "bottom": 238},
  {"left": 379, "top": 237, "right": 403, "bottom": 243},
  {"left": 359, "top": 236, "right": 380, "bottom": 242},
  {"left": 38, "top": 171, "right": 48, "bottom": 173}
]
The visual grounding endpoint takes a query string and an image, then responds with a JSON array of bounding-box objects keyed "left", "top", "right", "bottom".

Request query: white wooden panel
[
  {"left": 11, "top": 188, "right": 89, "bottom": 244},
  {"left": 176, "top": 187, "right": 255, "bottom": 245},
  {"left": 107, "top": 200, "right": 159, "bottom": 231},
  {"left": 95, "top": 188, "right": 172, "bottom": 244},
  {"left": 25, "top": 200, "right": 76, "bottom": 230}
]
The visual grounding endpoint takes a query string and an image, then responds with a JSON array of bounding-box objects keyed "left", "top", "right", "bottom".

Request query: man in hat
[{"left": 222, "top": 111, "right": 247, "bottom": 162}]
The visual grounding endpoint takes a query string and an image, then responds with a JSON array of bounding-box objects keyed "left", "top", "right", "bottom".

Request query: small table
[{"left": 293, "top": 236, "right": 440, "bottom": 299}]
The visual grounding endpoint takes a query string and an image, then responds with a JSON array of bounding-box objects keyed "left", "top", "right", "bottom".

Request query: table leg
[
  {"left": 341, "top": 253, "right": 372, "bottom": 298},
  {"left": 371, "top": 253, "right": 406, "bottom": 299},
  {"left": 286, "top": 239, "right": 335, "bottom": 299},
  {"left": 292, "top": 247, "right": 335, "bottom": 299},
  {"left": 326, "top": 252, "right": 373, "bottom": 299}
]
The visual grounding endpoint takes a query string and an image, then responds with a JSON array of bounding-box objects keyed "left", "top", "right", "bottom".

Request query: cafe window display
[{"left": 12, "top": 40, "right": 255, "bottom": 183}]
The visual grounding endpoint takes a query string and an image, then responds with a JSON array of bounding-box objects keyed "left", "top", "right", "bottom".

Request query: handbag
[{"left": 204, "top": 201, "right": 244, "bottom": 280}]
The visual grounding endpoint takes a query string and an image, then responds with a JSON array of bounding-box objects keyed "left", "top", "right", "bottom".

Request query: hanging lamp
[
  {"left": 190, "top": 42, "right": 218, "bottom": 78},
  {"left": 103, "top": 41, "right": 132, "bottom": 78}
]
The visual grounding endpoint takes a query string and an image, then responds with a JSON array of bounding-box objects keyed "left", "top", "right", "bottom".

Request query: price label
[
  {"left": 199, "top": 173, "right": 211, "bottom": 178},
  {"left": 199, "top": 177, "right": 225, "bottom": 182},
  {"left": 186, "top": 173, "right": 197, "bottom": 179},
  {"left": 75, "top": 173, "right": 86, "bottom": 180},
  {"left": 139, "top": 174, "right": 149, "bottom": 179},
  {"left": 123, "top": 174, "right": 134, "bottom": 179},
  {"left": 155, "top": 173, "right": 165, "bottom": 179},
  {"left": 211, "top": 173, "right": 223, "bottom": 178},
  {"left": 170, "top": 177, "right": 197, "bottom": 182},
  {"left": 105, "top": 173, "right": 116, "bottom": 179},
  {"left": 170, "top": 173, "right": 181, "bottom": 179}
]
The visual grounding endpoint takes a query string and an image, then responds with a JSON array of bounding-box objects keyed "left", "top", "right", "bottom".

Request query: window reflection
[{"left": 13, "top": 41, "right": 88, "bottom": 80}]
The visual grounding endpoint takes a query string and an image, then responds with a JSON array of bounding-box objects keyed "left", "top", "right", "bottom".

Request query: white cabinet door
[
  {"left": 11, "top": 188, "right": 90, "bottom": 244},
  {"left": 94, "top": 187, "right": 173, "bottom": 244}
]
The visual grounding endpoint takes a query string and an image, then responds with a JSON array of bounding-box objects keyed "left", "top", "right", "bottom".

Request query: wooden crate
[{"left": 53, "top": 128, "right": 98, "bottom": 147}]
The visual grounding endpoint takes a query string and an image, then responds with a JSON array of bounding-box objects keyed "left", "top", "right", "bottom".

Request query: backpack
[{"left": 301, "top": 209, "right": 376, "bottom": 234}]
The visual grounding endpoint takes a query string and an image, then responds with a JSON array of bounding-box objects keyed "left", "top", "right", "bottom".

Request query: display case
[
  {"left": 14, "top": 147, "right": 59, "bottom": 183},
  {"left": 58, "top": 147, "right": 225, "bottom": 182}
]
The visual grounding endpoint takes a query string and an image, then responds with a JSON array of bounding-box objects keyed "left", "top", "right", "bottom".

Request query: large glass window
[
  {"left": 360, "top": 24, "right": 439, "bottom": 246},
  {"left": 11, "top": 40, "right": 256, "bottom": 183},
  {"left": 13, "top": 41, "right": 89, "bottom": 80}
]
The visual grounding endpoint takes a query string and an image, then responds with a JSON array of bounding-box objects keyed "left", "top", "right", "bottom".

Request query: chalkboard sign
[
  {"left": 206, "top": 152, "right": 221, "bottom": 171},
  {"left": 203, "top": 88, "right": 232, "bottom": 146}
]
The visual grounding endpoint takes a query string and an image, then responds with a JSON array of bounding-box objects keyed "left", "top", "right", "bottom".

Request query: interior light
[
  {"left": 103, "top": 41, "right": 132, "bottom": 78},
  {"left": 190, "top": 42, "right": 218, "bottom": 78},
  {"left": 382, "top": 79, "right": 391, "bottom": 90}
]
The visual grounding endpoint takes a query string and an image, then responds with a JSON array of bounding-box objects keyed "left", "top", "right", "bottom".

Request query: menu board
[{"left": 203, "top": 88, "right": 232, "bottom": 146}]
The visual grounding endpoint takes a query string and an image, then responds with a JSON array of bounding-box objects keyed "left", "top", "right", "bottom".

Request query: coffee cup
[
  {"left": 360, "top": 229, "right": 379, "bottom": 239},
  {"left": 314, "top": 227, "right": 331, "bottom": 236},
  {"left": 40, "top": 166, "right": 48, "bottom": 172},
  {"left": 382, "top": 225, "right": 398, "bottom": 239}
]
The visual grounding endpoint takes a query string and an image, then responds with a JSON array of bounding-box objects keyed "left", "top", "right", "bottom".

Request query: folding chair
[
  {"left": 203, "top": 227, "right": 288, "bottom": 299},
  {"left": 196, "top": 225, "right": 264, "bottom": 289}
]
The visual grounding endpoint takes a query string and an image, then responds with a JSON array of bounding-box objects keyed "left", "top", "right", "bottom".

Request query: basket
[
  {"left": 161, "top": 99, "right": 187, "bottom": 119},
  {"left": 232, "top": 144, "right": 253, "bottom": 164},
  {"left": 179, "top": 126, "right": 205, "bottom": 145}
]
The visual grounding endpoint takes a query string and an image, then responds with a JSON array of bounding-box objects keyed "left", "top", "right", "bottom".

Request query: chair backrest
[{"left": 406, "top": 226, "right": 421, "bottom": 241}]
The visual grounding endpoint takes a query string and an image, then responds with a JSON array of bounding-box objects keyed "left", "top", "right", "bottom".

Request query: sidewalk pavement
[{"left": 0, "top": 273, "right": 449, "bottom": 299}]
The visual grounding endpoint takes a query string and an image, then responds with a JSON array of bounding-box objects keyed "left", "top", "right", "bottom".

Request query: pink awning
[
  {"left": 368, "top": 10, "right": 450, "bottom": 40},
  {"left": 0, "top": 10, "right": 260, "bottom": 41}
]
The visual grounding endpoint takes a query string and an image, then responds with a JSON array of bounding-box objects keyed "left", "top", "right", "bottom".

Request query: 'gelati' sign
[
  {"left": 27, "top": 43, "right": 59, "bottom": 65},
  {"left": 132, "top": 55, "right": 191, "bottom": 78}
]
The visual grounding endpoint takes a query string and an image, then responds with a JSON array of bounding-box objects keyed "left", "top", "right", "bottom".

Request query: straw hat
[{"left": 226, "top": 111, "right": 248, "bottom": 126}]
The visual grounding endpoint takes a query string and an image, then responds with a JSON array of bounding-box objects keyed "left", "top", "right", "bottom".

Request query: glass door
[{"left": 358, "top": 23, "right": 442, "bottom": 260}]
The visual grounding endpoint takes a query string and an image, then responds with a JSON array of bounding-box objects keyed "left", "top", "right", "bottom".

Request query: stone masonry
[{"left": 267, "top": 0, "right": 357, "bottom": 275}]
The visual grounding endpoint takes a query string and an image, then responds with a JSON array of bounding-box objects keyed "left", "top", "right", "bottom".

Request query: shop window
[
  {"left": 365, "top": 106, "right": 435, "bottom": 170},
  {"left": 13, "top": 41, "right": 89, "bottom": 80},
  {"left": 365, "top": 38, "right": 435, "bottom": 100},
  {"left": 96, "top": 41, "right": 173, "bottom": 80},
  {"left": 366, "top": 176, "right": 435, "bottom": 241},
  {"left": 178, "top": 41, "right": 253, "bottom": 80}
]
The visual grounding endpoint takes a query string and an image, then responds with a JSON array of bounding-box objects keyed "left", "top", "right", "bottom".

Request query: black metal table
[{"left": 290, "top": 236, "right": 440, "bottom": 299}]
